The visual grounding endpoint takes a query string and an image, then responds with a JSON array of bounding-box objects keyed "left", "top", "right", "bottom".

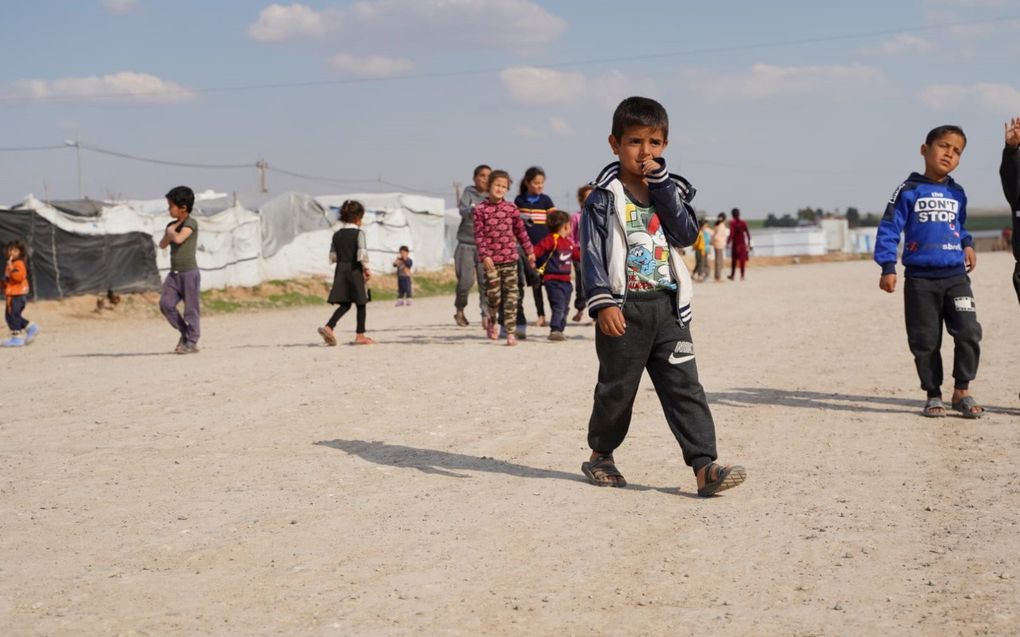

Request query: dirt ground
[{"left": 1, "top": 254, "right": 1018, "bottom": 636}]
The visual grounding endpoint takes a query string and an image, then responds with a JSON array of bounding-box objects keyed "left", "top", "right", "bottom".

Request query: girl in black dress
[{"left": 318, "top": 200, "right": 375, "bottom": 345}]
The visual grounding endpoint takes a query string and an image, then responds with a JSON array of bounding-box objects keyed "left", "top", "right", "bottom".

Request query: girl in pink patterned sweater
[{"left": 473, "top": 169, "right": 536, "bottom": 346}]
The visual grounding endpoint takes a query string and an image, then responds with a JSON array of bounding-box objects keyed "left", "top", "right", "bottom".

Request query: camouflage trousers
[{"left": 485, "top": 262, "right": 519, "bottom": 332}]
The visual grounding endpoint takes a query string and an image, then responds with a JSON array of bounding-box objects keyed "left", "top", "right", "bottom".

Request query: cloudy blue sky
[{"left": 2, "top": 0, "right": 1018, "bottom": 216}]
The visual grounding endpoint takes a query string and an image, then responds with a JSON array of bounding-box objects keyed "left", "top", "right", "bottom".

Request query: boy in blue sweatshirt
[{"left": 875, "top": 125, "right": 983, "bottom": 418}]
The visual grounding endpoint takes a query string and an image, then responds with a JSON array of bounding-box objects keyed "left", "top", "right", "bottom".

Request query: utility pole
[
  {"left": 257, "top": 159, "right": 268, "bottom": 193},
  {"left": 453, "top": 181, "right": 461, "bottom": 204},
  {"left": 63, "top": 135, "right": 83, "bottom": 198}
]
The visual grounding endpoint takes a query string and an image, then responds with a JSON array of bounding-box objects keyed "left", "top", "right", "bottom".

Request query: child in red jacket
[
  {"left": 533, "top": 209, "right": 580, "bottom": 341},
  {"left": 3, "top": 239, "right": 38, "bottom": 347}
]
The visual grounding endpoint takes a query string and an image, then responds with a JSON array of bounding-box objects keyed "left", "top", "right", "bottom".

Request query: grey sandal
[
  {"left": 923, "top": 396, "right": 946, "bottom": 418},
  {"left": 951, "top": 395, "right": 984, "bottom": 419}
]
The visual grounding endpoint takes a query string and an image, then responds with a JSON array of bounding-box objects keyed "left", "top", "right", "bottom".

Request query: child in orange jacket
[{"left": 3, "top": 239, "right": 38, "bottom": 347}]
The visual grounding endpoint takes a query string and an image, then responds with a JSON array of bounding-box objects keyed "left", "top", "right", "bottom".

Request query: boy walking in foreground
[
  {"left": 579, "top": 96, "right": 746, "bottom": 496},
  {"left": 159, "top": 185, "right": 201, "bottom": 354},
  {"left": 874, "top": 125, "right": 983, "bottom": 418}
]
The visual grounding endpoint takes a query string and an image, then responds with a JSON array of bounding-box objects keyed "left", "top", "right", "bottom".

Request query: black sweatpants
[
  {"left": 1013, "top": 261, "right": 1020, "bottom": 307},
  {"left": 904, "top": 274, "right": 982, "bottom": 397},
  {"left": 587, "top": 291, "right": 718, "bottom": 474}
]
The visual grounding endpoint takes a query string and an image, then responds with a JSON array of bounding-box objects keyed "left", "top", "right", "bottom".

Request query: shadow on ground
[
  {"left": 313, "top": 438, "right": 697, "bottom": 495},
  {"left": 706, "top": 387, "right": 1020, "bottom": 417}
]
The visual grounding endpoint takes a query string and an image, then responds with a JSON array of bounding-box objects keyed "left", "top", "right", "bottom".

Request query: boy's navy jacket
[
  {"left": 1000, "top": 145, "right": 1020, "bottom": 260},
  {"left": 580, "top": 158, "right": 699, "bottom": 326},
  {"left": 874, "top": 172, "right": 973, "bottom": 279}
]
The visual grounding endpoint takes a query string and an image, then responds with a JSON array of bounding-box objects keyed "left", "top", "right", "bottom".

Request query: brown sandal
[
  {"left": 697, "top": 462, "right": 746, "bottom": 497},
  {"left": 582, "top": 454, "right": 626, "bottom": 488}
]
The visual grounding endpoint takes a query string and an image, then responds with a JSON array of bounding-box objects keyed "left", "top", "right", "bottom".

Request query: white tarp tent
[
  {"left": 122, "top": 197, "right": 263, "bottom": 289},
  {"left": 316, "top": 193, "right": 447, "bottom": 272}
]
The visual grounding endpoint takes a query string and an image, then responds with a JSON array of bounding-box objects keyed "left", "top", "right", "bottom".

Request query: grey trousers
[
  {"left": 587, "top": 292, "right": 718, "bottom": 473},
  {"left": 454, "top": 243, "right": 488, "bottom": 318},
  {"left": 160, "top": 270, "right": 201, "bottom": 346}
]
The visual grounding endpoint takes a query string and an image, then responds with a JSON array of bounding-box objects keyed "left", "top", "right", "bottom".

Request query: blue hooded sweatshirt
[{"left": 874, "top": 172, "right": 973, "bottom": 279}]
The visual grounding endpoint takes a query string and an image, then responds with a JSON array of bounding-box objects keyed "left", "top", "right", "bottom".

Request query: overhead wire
[{"left": 0, "top": 15, "right": 1014, "bottom": 104}]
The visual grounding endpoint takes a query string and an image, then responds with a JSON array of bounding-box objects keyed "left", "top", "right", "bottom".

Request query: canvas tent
[
  {"left": 1, "top": 189, "right": 449, "bottom": 301},
  {"left": 316, "top": 193, "right": 447, "bottom": 272},
  {"left": 1, "top": 197, "right": 159, "bottom": 300}
]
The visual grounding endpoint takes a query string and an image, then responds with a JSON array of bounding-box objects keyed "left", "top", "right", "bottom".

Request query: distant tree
[
  {"left": 797, "top": 207, "right": 817, "bottom": 224},
  {"left": 860, "top": 212, "right": 882, "bottom": 227},
  {"left": 780, "top": 213, "right": 797, "bottom": 227},
  {"left": 845, "top": 207, "right": 860, "bottom": 228},
  {"left": 764, "top": 213, "right": 778, "bottom": 228}
]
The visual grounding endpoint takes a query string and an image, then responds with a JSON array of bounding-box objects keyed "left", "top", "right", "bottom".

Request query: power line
[
  {"left": 79, "top": 143, "right": 253, "bottom": 169},
  {"left": 0, "top": 144, "right": 65, "bottom": 152},
  {"left": 0, "top": 139, "right": 451, "bottom": 197},
  {"left": 0, "top": 15, "right": 1014, "bottom": 104}
]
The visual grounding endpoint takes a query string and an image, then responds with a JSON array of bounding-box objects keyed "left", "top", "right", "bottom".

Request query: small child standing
[
  {"left": 158, "top": 186, "right": 200, "bottom": 354},
  {"left": 875, "top": 125, "right": 983, "bottom": 418},
  {"left": 2, "top": 239, "right": 39, "bottom": 347},
  {"left": 393, "top": 245, "right": 413, "bottom": 306},
  {"left": 318, "top": 200, "right": 375, "bottom": 346},
  {"left": 534, "top": 210, "right": 580, "bottom": 340},
  {"left": 580, "top": 96, "right": 745, "bottom": 496},
  {"left": 571, "top": 185, "right": 593, "bottom": 321},
  {"left": 474, "top": 169, "right": 536, "bottom": 346}
]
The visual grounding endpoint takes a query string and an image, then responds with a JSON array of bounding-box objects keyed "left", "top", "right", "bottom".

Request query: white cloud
[
  {"left": 248, "top": 1, "right": 566, "bottom": 52},
  {"left": 865, "top": 33, "right": 934, "bottom": 55},
  {"left": 500, "top": 67, "right": 586, "bottom": 105},
  {"left": 248, "top": 3, "right": 338, "bottom": 42},
  {"left": 328, "top": 53, "right": 413, "bottom": 77},
  {"left": 682, "top": 64, "right": 886, "bottom": 103},
  {"left": 499, "top": 66, "right": 658, "bottom": 109},
  {"left": 919, "top": 82, "right": 1020, "bottom": 113},
  {"left": 548, "top": 117, "right": 573, "bottom": 136},
  {"left": 2, "top": 72, "right": 195, "bottom": 104},
  {"left": 101, "top": 0, "right": 140, "bottom": 14},
  {"left": 513, "top": 117, "right": 573, "bottom": 139}
]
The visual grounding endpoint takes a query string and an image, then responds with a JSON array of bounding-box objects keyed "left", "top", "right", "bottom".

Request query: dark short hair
[
  {"left": 399, "top": 245, "right": 409, "bottom": 252},
  {"left": 611, "top": 96, "right": 669, "bottom": 141},
  {"left": 546, "top": 209, "right": 569, "bottom": 233},
  {"left": 6, "top": 239, "right": 27, "bottom": 258},
  {"left": 519, "top": 166, "right": 546, "bottom": 196},
  {"left": 487, "top": 169, "right": 512, "bottom": 190},
  {"left": 925, "top": 125, "right": 967, "bottom": 147},
  {"left": 731, "top": 208, "right": 741, "bottom": 219},
  {"left": 339, "top": 200, "right": 365, "bottom": 223},
  {"left": 165, "top": 185, "right": 195, "bottom": 213},
  {"left": 717, "top": 212, "right": 727, "bottom": 222},
  {"left": 473, "top": 164, "right": 491, "bottom": 178}
]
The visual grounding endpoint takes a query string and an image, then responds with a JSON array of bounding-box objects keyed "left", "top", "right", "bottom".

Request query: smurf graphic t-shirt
[{"left": 623, "top": 193, "right": 676, "bottom": 292}]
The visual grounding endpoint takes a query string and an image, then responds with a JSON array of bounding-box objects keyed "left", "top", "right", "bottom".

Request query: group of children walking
[{"left": 5, "top": 97, "right": 1017, "bottom": 499}]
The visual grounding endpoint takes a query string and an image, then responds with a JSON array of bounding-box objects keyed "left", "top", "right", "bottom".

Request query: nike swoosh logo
[{"left": 668, "top": 353, "right": 695, "bottom": 365}]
